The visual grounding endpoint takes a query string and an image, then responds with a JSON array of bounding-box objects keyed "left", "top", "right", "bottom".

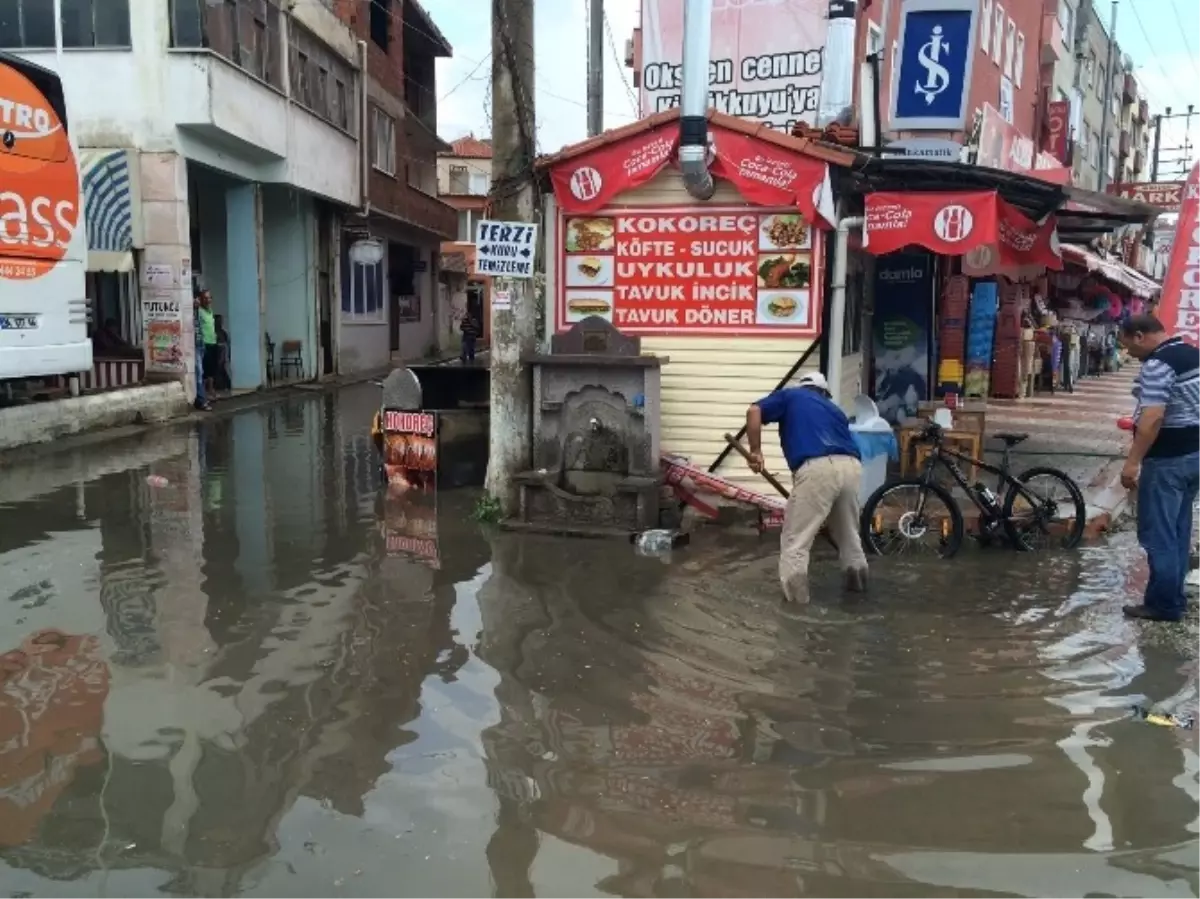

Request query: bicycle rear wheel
[
  {"left": 860, "top": 478, "right": 965, "bottom": 559},
  {"left": 1002, "top": 466, "right": 1087, "bottom": 551}
]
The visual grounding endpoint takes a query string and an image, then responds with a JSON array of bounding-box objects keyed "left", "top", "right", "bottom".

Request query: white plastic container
[{"left": 849, "top": 395, "right": 897, "bottom": 504}]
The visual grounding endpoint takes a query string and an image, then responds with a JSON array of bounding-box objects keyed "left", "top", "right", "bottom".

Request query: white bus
[{"left": 0, "top": 50, "right": 91, "bottom": 385}]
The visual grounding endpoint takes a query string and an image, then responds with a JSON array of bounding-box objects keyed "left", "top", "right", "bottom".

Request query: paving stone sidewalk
[{"left": 983, "top": 364, "right": 1140, "bottom": 536}]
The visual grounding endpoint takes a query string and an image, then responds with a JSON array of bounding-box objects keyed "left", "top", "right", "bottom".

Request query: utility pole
[
  {"left": 1096, "top": 0, "right": 1118, "bottom": 190},
  {"left": 587, "top": 0, "right": 604, "bottom": 137},
  {"left": 485, "top": 0, "right": 538, "bottom": 513},
  {"left": 1151, "top": 113, "right": 1162, "bottom": 181}
]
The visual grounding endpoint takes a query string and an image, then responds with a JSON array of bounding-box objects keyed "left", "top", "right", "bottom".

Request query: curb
[{"left": 1082, "top": 457, "right": 1131, "bottom": 539}]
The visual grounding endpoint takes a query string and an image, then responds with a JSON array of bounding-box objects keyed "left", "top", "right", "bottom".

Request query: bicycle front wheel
[
  {"left": 860, "top": 478, "right": 965, "bottom": 559},
  {"left": 1002, "top": 466, "right": 1087, "bottom": 551}
]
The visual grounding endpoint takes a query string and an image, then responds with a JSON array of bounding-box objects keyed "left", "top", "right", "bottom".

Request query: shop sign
[
  {"left": 882, "top": 137, "right": 964, "bottom": 161},
  {"left": 382, "top": 409, "right": 437, "bottom": 492},
  {"left": 550, "top": 127, "right": 678, "bottom": 215},
  {"left": 473, "top": 220, "right": 538, "bottom": 278},
  {"left": 556, "top": 206, "right": 821, "bottom": 337},
  {"left": 1156, "top": 162, "right": 1199, "bottom": 345},
  {"left": 864, "top": 190, "right": 1060, "bottom": 270},
  {"left": 1043, "top": 100, "right": 1071, "bottom": 165},
  {"left": 637, "top": 0, "right": 829, "bottom": 132},
  {"left": 976, "top": 103, "right": 1071, "bottom": 185},
  {"left": 142, "top": 291, "right": 184, "bottom": 373},
  {"left": 891, "top": 0, "right": 980, "bottom": 132},
  {"left": 1105, "top": 181, "right": 1185, "bottom": 212}
]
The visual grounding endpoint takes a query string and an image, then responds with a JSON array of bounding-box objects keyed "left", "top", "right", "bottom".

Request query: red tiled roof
[
  {"left": 442, "top": 135, "right": 493, "bottom": 159},
  {"left": 534, "top": 108, "right": 859, "bottom": 171}
]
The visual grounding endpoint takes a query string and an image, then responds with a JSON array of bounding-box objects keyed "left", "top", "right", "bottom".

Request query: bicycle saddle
[{"left": 993, "top": 432, "right": 1029, "bottom": 446}]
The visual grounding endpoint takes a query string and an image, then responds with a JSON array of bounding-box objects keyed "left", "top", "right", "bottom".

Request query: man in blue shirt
[{"left": 746, "top": 372, "right": 868, "bottom": 602}]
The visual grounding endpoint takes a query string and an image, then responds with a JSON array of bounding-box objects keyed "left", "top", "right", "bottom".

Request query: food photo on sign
[{"left": 382, "top": 410, "right": 438, "bottom": 494}]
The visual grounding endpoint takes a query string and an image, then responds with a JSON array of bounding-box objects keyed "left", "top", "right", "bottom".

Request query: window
[
  {"left": 369, "top": 0, "right": 389, "bottom": 51},
  {"left": 0, "top": 0, "right": 56, "bottom": 47},
  {"left": 890, "top": 40, "right": 898, "bottom": 92},
  {"left": 1003, "top": 18, "right": 1015, "bottom": 79},
  {"left": 999, "top": 76, "right": 1014, "bottom": 124},
  {"left": 1096, "top": 64, "right": 1105, "bottom": 98},
  {"left": 867, "top": 22, "right": 883, "bottom": 58},
  {"left": 1085, "top": 53, "right": 1095, "bottom": 88},
  {"left": 981, "top": 0, "right": 992, "bottom": 50},
  {"left": 1107, "top": 151, "right": 1116, "bottom": 181},
  {"left": 448, "top": 164, "right": 469, "bottom": 194},
  {"left": 60, "top": 0, "right": 132, "bottom": 47},
  {"left": 407, "top": 157, "right": 437, "bottom": 196},
  {"left": 1013, "top": 31, "right": 1024, "bottom": 88},
  {"left": 992, "top": 5, "right": 1004, "bottom": 62},
  {"left": 1057, "top": 0, "right": 1073, "bottom": 42},
  {"left": 1089, "top": 130, "right": 1100, "bottom": 167},
  {"left": 468, "top": 171, "right": 489, "bottom": 195},
  {"left": 371, "top": 106, "right": 396, "bottom": 175},
  {"left": 289, "top": 22, "right": 355, "bottom": 132},
  {"left": 342, "top": 242, "right": 385, "bottom": 324},
  {"left": 456, "top": 210, "right": 474, "bottom": 243},
  {"left": 169, "top": 0, "right": 284, "bottom": 91}
]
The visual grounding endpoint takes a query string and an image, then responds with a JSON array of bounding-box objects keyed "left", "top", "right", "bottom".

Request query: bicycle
[{"left": 860, "top": 422, "right": 1087, "bottom": 558}]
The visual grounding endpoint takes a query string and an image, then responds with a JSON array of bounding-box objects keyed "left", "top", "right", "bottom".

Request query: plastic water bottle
[{"left": 634, "top": 529, "right": 676, "bottom": 556}]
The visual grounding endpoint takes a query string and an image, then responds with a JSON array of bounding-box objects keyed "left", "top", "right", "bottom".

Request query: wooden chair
[{"left": 279, "top": 340, "right": 304, "bottom": 380}]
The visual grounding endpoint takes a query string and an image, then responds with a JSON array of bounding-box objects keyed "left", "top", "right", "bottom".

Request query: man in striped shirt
[{"left": 1119, "top": 315, "right": 1200, "bottom": 622}]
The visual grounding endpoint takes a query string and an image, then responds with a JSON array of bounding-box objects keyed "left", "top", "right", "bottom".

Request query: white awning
[{"left": 87, "top": 250, "right": 135, "bottom": 273}]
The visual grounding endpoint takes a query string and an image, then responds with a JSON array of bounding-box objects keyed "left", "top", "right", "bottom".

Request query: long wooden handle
[{"left": 724, "top": 433, "right": 790, "bottom": 498}]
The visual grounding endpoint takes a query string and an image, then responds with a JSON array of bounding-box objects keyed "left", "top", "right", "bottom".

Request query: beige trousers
[{"left": 779, "top": 455, "right": 868, "bottom": 602}]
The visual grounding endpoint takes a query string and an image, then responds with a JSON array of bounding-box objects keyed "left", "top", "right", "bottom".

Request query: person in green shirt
[{"left": 197, "top": 289, "right": 219, "bottom": 396}]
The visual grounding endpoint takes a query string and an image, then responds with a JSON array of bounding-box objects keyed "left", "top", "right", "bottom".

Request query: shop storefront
[{"left": 537, "top": 109, "right": 852, "bottom": 493}]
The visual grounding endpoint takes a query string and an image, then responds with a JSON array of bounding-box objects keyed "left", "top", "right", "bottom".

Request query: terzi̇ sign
[
  {"left": 891, "top": 0, "right": 980, "bottom": 132},
  {"left": 637, "top": 0, "right": 829, "bottom": 132}
]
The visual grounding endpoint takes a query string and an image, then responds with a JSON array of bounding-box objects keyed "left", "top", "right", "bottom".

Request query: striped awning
[{"left": 79, "top": 149, "right": 137, "bottom": 257}]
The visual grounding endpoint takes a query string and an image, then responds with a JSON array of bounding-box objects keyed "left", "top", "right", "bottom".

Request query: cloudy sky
[
  {"left": 422, "top": 0, "right": 1200, "bottom": 179},
  {"left": 422, "top": 0, "right": 642, "bottom": 154},
  {"left": 1110, "top": 0, "right": 1200, "bottom": 182}
]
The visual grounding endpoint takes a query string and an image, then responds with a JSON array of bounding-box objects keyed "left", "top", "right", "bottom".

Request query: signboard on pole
[
  {"left": 1105, "top": 180, "right": 1186, "bottom": 212},
  {"left": 1043, "top": 99, "right": 1071, "bottom": 164},
  {"left": 474, "top": 219, "right": 538, "bottom": 279},
  {"left": 891, "top": 0, "right": 980, "bottom": 132}
]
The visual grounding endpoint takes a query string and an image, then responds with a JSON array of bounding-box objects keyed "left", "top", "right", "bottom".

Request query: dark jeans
[
  {"left": 1137, "top": 451, "right": 1200, "bottom": 618},
  {"left": 461, "top": 336, "right": 477, "bottom": 363}
]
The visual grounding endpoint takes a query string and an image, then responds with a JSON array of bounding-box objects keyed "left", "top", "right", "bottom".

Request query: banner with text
[
  {"left": 1157, "top": 162, "right": 1199, "bottom": 346},
  {"left": 556, "top": 206, "right": 821, "bottom": 337},
  {"left": 638, "top": 0, "right": 828, "bottom": 132}
]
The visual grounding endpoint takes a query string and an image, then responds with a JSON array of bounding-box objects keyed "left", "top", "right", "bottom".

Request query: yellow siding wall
[{"left": 612, "top": 170, "right": 818, "bottom": 489}]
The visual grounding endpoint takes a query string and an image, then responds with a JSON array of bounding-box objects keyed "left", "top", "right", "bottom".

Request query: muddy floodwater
[{"left": 0, "top": 385, "right": 1196, "bottom": 897}]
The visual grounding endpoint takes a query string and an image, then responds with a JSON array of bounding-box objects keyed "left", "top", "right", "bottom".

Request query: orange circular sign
[{"left": 0, "top": 61, "right": 80, "bottom": 279}]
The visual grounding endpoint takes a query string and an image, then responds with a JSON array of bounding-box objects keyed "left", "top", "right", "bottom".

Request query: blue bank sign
[{"left": 890, "top": 0, "right": 980, "bottom": 132}]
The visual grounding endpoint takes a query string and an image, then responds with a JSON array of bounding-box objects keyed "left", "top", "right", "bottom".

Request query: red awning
[
  {"left": 864, "top": 190, "right": 1061, "bottom": 271},
  {"left": 546, "top": 116, "right": 836, "bottom": 227}
]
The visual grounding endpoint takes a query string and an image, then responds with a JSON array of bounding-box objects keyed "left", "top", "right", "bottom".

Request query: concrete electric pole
[
  {"left": 484, "top": 0, "right": 538, "bottom": 513},
  {"left": 587, "top": 0, "right": 604, "bottom": 137}
]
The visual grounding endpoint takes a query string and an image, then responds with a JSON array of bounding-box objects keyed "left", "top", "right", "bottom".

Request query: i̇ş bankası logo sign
[
  {"left": 638, "top": 0, "right": 828, "bottom": 131},
  {"left": 0, "top": 63, "right": 79, "bottom": 280}
]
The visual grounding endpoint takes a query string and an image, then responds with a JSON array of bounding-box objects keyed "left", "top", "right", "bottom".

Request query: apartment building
[{"left": 437, "top": 135, "right": 494, "bottom": 346}]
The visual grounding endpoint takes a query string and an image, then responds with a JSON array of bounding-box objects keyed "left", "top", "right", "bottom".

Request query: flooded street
[{"left": 1, "top": 385, "right": 1196, "bottom": 898}]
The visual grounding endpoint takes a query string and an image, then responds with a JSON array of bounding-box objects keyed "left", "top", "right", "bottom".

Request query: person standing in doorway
[
  {"left": 745, "top": 372, "right": 869, "bottom": 603},
  {"left": 1118, "top": 314, "right": 1200, "bottom": 622},
  {"left": 460, "top": 313, "right": 480, "bottom": 364},
  {"left": 193, "top": 294, "right": 211, "bottom": 411},
  {"left": 197, "top": 289, "right": 219, "bottom": 396}
]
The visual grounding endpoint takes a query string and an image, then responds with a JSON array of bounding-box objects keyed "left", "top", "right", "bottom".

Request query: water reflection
[{"left": 0, "top": 384, "right": 1194, "bottom": 897}]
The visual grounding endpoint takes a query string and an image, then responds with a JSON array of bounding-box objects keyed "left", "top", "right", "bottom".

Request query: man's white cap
[{"left": 797, "top": 371, "right": 829, "bottom": 391}]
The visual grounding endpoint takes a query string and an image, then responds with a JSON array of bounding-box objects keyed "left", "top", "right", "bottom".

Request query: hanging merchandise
[{"left": 964, "top": 281, "right": 999, "bottom": 397}]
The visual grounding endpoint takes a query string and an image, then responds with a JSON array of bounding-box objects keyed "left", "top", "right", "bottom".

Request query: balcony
[
  {"left": 1041, "top": 12, "right": 1065, "bottom": 64},
  {"left": 1136, "top": 98, "right": 1149, "bottom": 124},
  {"left": 1119, "top": 129, "right": 1131, "bottom": 157},
  {"left": 1122, "top": 71, "right": 1137, "bottom": 105},
  {"left": 1134, "top": 148, "right": 1145, "bottom": 174},
  {"left": 167, "top": 0, "right": 359, "bottom": 205}
]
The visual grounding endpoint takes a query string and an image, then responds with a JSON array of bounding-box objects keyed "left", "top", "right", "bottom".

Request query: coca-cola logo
[
  {"left": 933, "top": 205, "right": 975, "bottom": 243},
  {"left": 568, "top": 166, "right": 603, "bottom": 202}
]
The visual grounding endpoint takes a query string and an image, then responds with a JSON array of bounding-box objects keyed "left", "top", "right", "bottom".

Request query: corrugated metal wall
[{"left": 598, "top": 172, "right": 821, "bottom": 490}]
